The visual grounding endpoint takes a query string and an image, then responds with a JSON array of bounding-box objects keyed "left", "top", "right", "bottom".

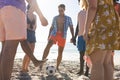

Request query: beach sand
[{"left": 11, "top": 58, "right": 120, "bottom": 80}]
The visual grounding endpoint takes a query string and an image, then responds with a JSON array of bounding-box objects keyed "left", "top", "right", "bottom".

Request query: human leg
[
  {"left": 84, "top": 63, "right": 89, "bottom": 76},
  {"left": 0, "top": 41, "right": 5, "bottom": 79},
  {"left": 77, "top": 51, "right": 85, "bottom": 75},
  {"left": 21, "top": 42, "right": 35, "bottom": 72},
  {"left": 90, "top": 50, "right": 106, "bottom": 80},
  {"left": 40, "top": 40, "right": 53, "bottom": 70},
  {"left": 20, "top": 40, "right": 46, "bottom": 67},
  {"left": 104, "top": 50, "right": 113, "bottom": 80},
  {"left": 56, "top": 46, "right": 64, "bottom": 70},
  {"left": 42, "top": 40, "right": 54, "bottom": 60},
  {"left": 1, "top": 40, "right": 19, "bottom": 80}
]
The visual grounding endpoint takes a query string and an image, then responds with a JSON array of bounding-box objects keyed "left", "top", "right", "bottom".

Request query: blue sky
[{"left": 35, "top": 0, "right": 80, "bottom": 42}]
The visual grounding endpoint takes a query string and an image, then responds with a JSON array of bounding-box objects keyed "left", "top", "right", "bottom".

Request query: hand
[
  {"left": 70, "top": 37, "right": 76, "bottom": 45},
  {"left": 40, "top": 17, "right": 48, "bottom": 26}
]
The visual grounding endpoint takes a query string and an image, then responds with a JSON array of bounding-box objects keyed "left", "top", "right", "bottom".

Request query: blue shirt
[
  {"left": 0, "top": 0, "right": 26, "bottom": 13},
  {"left": 50, "top": 15, "right": 73, "bottom": 39}
]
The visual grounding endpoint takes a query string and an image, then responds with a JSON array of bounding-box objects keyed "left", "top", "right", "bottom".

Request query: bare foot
[
  {"left": 56, "top": 67, "right": 60, "bottom": 73},
  {"left": 39, "top": 64, "right": 43, "bottom": 71},
  {"left": 33, "top": 59, "right": 48, "bottom": 67},
  {"left": 77, "top": 70, "right": 84, "bottom": 76}
]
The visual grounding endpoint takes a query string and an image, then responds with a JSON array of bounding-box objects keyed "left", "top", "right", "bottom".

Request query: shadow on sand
[
  {"left": 18, "top": 72, "right": 32, "bottom": 80},
  {"left": 40, "top": 71, "right": 72, "bottom": 80}
]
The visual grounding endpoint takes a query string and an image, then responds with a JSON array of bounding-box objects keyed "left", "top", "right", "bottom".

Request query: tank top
[{"left": 27, "top": 17, "right": 35, "bottom": 29}]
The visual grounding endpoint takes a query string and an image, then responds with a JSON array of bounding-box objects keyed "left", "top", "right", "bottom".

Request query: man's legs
[
  {"left": 77, "top": 51, "right": 85, "bottom": 75},
  {"left": 84, "top": 63, "right": 89, "bottom": 76},
  {"left": 40, "top": 40, "right": 53, "bottom": 70},
  {"left": 1, "top": 40, "right": 19, "bottom": 80},
  {"left": 56, "top": 46, "right": 64, "bottom": 70},
  {"left": 42, "top": 40, "right": 53, "bottom": 60}
]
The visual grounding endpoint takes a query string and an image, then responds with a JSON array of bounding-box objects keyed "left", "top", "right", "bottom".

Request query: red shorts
[{"left": 49, "top": 32, "right": 66, "bottom": 47}]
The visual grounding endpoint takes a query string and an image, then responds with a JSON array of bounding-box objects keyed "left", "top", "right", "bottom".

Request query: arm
[
  {"left": 34, "top": 16, "right": 37, "bottom": 30},
  {"left": 84, "top": 0, "right": 98, "bottom": 40},
  {"left": 70, "top": 25, "right": 76, "bottom": 45},
  {"left": 74, "top": 23, "right": 79, "bottom": 39},
  {"left": 72, "top": 23, "right": 78, "bottom": 45},
  {"left": 70, "top": 26, "right": 74, "bottom": 39},
  {"left": 26, "top": 0, "right": 48, "bottom": 26}
]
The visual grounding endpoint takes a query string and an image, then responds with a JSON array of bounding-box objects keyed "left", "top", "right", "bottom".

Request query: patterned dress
[{"left": 86, "top": 0, "right": 120, "bottom": 55}]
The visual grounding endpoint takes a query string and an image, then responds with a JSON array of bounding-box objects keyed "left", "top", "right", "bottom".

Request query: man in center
[{"left": 41, "top": 4, "right": 74, "bottom": 70}]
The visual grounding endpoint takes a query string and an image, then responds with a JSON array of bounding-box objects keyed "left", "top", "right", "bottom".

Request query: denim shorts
[
  {"left": 77, "top": 36, "right": 86, "bottom": 52},
  {"left": 27, "top": 29, "right": 36, "bottom": 43}
]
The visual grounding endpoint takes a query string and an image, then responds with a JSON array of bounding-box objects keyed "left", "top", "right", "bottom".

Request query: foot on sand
[
  {"left": 33, "top": 59, "right": 48, "bottom": 67},
  {"left": 77, "top": 71, "right": 84, "bottom": 76}
]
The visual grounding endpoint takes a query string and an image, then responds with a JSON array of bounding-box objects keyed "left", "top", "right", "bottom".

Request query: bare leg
[
  {"left": 90, "top": 50, "right": 106, "bottom": 80},
  {"left": 21, "top": 42, "right": 35, "bottom": 72},
  {"left": 77, "top": 51, "right": 85, "bottom": 75},
  {"left": 42, "top": 40, "right": 53, "bottom": 60},
  {"left": 84, "top": 63, "right": 89, "bottom": 76},
  {"left": 1, "top": 40, "right": 19, "bottom": 80},
  {"left": 104, "top": 50, "right": 113, "bottom": 80},
  {"left": 0, "top": 41, "right": 5, "bottom": 79},
  {"left": 56, "top": 46, "right": 64, "bottom": 70},
  {"left": 20, "top": 40, "right": 47, "bottom": 67},
  {"left": 40, "top": 40, "right": 53, "bottom": 70}
]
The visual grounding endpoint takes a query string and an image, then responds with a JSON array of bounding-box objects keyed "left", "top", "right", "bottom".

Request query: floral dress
[{"left": 86, "top": 0, "right": 120, "bottom": 55}]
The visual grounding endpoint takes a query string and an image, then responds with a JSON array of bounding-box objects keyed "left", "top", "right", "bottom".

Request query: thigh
[
  {"left": 1, "top": 6, "right": 27, "bottom": 40},
  {"left": 0, "top": 11, "right": 5, "bottom": 41},
  {"left": 46, "top": 39, "right": 54, "bottom": 48},
  {"left": 57, "top": 36, "right": 66, "bottom": 47},
  {"left": 90, "top": 50, "right": 107, "bottom": 64},
  {"left": 104, "top": 50, "right": 112, "bottom": 64}
]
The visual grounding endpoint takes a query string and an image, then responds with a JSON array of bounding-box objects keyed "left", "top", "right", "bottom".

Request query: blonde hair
[{"left": 79, "top": 0, "right": 88, "bottom": 10}]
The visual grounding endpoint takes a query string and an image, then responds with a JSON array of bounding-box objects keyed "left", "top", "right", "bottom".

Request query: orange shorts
[
  {"left": 50, "top": 32, "right": 66, "bottom": 47},
  {"left": 0, "top": 6, "right": 27, "bottom": 41}
]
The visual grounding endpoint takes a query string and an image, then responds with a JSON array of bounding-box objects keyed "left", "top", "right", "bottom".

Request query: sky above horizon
[{"left": 35, "top": 0, "right": 80, "bottom": 42}]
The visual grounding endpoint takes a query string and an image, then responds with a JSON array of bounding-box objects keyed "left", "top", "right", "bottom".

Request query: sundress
[{"left": 86, "top": 0, "right": 120, "bottom": 55}]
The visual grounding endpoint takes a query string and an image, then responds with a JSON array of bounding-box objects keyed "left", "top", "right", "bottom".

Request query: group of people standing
[{"left": 0, "top": 0, "right": 120, "bottom": 80}]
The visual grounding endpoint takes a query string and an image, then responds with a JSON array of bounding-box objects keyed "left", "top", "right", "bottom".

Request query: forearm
[
  {"left": 27, "top": 0, "right": 48, "bottom": 26},
  {"left": 84, "top": 0, "right": 97, "bottom": 34},
  {"left": 74, "top": 24, "right": 79, "bottom": 39},
  {"left": 70, "top": 27, "right": 74, "bottom": 38}
]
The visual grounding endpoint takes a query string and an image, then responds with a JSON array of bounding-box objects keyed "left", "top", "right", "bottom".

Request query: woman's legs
[
  {"left": 90, "top": 50, "right": 106, "bottom": 80},
  {"left": 104, "top": 50, "right": 113, "bottom": 80},
  {"left": 21, "top": 42, "right": 35, "bottom": 72}
]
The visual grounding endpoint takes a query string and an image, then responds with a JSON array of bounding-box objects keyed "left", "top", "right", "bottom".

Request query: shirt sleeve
[
  {"left": 68, "top": 17, "right": 73, "bottom": 27},
  {"left": 52, "top": 16, "right": 56, "bottom": 27}
]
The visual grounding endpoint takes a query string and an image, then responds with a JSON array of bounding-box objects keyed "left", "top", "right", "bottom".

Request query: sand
[{"left": 10, "top": 58, "right": 120, "bottom": 80}]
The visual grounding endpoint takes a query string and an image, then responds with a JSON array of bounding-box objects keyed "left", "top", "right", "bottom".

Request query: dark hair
[
  {"left": 58, "top": 4, "right": 65, "bottom": 10},
  {"left": 78, "top": 0, "right": 80, "bottom": 3}
]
